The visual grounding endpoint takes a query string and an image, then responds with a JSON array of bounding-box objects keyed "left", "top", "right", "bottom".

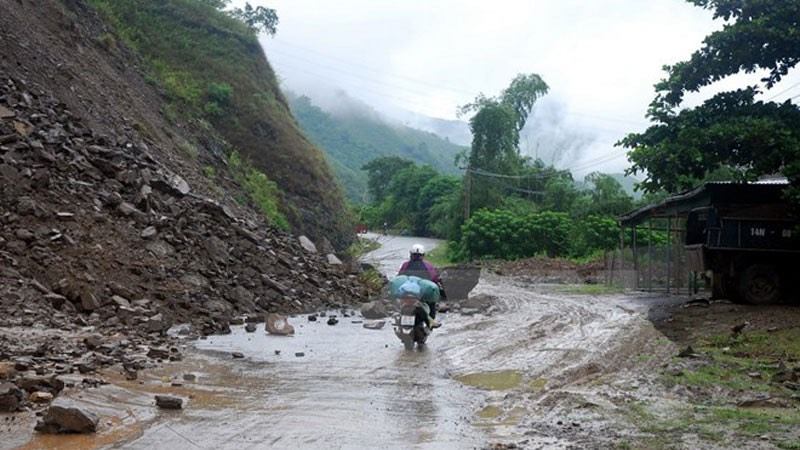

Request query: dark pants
[{"left": 426, "top": 301, "right": 436, "bottom": 319}]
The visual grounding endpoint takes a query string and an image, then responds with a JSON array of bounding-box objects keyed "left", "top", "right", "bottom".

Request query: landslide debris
[{"left": 0, "top": 72, "right": 371, "bottom": 416}]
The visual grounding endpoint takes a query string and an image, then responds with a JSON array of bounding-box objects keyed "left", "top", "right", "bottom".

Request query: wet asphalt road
[{"left": 359, "top": 233, "right": 444, "bottom": 279}]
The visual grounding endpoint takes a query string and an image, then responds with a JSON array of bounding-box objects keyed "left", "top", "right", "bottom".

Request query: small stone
[
  {"left": 363, "top": 320, "right": 386, "bottom": 330},
  {"left": 155, "top": 395, "right": 183, "bottom": 410},
  {"left": 140, "top": 226, "right": 157, "bottom": 239},
  {"left": 147, "top": 348, "right": 170, "bottom": 360},
  {"left": 298, "top": 235, "right": 317, "bottom": 253},
  {"left": 30, "top": 392, "right": 54, "bottom": 404},
  {"left": 117, "top": 202, "right": 139, "bottom": 216},
  {"left": 295, "top": 352, "right": 305, "bottom": 357},
  {"left": 232, "top": 352, "right": 245, "bottom": 359},
  {"left": 0, "top": 362, "right": 16, "bottom": 380},
  {"left": 0, "top": 105, "right": 15, "bottom": 118},
  {"left": 182, "top": 373, "right": 196, "bottom": 382},
  {"left": 245, "top": 323, "right": 257, "bottom": 333}
]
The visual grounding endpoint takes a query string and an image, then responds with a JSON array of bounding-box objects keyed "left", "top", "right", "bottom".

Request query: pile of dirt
[
  {"left": 490, "top": 257, "right": 605, "bottom": 284},
  {"left": 649, "top": 297, "right": 800, "bottom": 345}
]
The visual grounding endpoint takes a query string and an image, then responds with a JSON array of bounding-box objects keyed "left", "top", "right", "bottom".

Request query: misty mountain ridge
[
  {"left": 289, "top": 89, "right": 642, "bottom": 200},
  {"left": 286, "top": 91, "right": 466, "bottom": 203}
]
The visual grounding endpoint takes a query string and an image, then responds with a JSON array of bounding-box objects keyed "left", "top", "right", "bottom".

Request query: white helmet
[{"left": 410, "top": 244, "right": 425, "bottom": 255}]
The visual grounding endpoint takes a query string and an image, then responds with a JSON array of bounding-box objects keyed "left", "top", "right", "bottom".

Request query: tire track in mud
[
  {"left": 437, "top": 273, "right": 669, "bottom": 447},
  {"left": 442, "top": 274, "right": 635, "bottom": 380}
]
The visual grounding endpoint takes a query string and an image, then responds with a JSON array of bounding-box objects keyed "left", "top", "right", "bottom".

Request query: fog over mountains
[{"left": 294, "top": 86, "right": 635, "bottom": 183}]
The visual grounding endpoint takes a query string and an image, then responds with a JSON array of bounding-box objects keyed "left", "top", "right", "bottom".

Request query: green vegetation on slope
[
  {"left": 86, "top": 0, "right": 354, "bottom": 248},
  {"left": 288, "top": 94, "right": 465, "bottom": 203}
]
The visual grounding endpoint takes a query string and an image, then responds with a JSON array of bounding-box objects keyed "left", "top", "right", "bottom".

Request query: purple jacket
[{"left": 398, "top": 256, "right": 441, "bottom": 284}]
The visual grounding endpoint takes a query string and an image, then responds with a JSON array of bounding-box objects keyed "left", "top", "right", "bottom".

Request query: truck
[{"left": 619, "top": 182, "right": 800, "bottom": 305}]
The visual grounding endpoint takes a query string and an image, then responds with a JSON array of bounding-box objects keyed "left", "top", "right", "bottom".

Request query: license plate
[{"left": 400, "top": 315, "right": 415, "bottom": 326}]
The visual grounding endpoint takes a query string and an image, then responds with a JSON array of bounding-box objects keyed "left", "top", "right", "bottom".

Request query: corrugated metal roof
[{"left": 618, "top": 181, "right": 790, "bottom": 226}]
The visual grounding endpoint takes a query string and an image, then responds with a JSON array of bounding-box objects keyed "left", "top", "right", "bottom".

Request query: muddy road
[{"left": 12, "top": 235, "right": 792, "bottom": 449}]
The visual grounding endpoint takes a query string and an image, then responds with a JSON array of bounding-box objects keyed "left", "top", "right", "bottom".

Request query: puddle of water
[
  {"left": 473, "top": 405, "right": 527, "bottom": 427},
  {"left": 476, "top": 405, "right": 503, "bottom": 419},
  {"left": 528, "top": 377, "right": 548, "bottom": 390},
  {"left": 10, "top": 382, "right": 154, "bottom": 450},
  {"left": 455, "top": 370, "right": 523, "bottom": 391}
]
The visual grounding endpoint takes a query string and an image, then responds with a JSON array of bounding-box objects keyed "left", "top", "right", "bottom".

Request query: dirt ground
[
  {"left": 490, "top": 257, "right": 800, "bottom": 346},
  {"left": 3, "top": 258, "right": 800, "bottom": 450}
]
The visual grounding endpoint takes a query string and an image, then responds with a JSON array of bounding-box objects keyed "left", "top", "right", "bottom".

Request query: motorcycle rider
[
  {"left": 397, "top": 244, "right": 445, "bottom": 326},
  {"left": 398, "top": 244, "right": 441, "bottom": 284}
]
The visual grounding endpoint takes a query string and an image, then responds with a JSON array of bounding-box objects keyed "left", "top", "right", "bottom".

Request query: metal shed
[{"left": 615, "top": 181, "right": 791, "bottom": 296}]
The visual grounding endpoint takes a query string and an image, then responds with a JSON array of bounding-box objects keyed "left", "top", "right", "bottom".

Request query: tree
[
  {"left": 655, "top": 0, "right": 800, "bottom": 108},
  {"left": 542, "top": 175, "right": 579, "bottom": 214},
  {"left": 361, "top": 156, "right": 415, "bottom": 203},
  {"left": 620, "top": 0, "right": 800, "bottom": 200},
  {"left": 582, "top": 172, "right": 634, "bottom": 217},
  {"left": 231, "top": 3, "right": 279, "bottom": 36},
  {"left": 458, "top": 73, "right": 549, "bottom": 213}
]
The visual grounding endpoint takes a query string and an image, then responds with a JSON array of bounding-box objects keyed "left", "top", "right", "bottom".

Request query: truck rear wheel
[{"left": 738, "top": 264, "right": 781, "bottom": 305}]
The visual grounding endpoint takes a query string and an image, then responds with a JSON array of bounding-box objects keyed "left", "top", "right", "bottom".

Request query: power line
[
  {"left": 765, "top": 80, "right": 800, "bottom": 101},
  {"left": 273, "top": 60, "right": 457, "bottom": 117},
  {"left": 265, "top": 38, "right": 652, "bottom": 129},
  {"left": 269, "top": 47, "right": 460, "bottom": 101},
  {"left": 567, "top": 151, "right": 630, "bottom": 173},
  {"left": 270, "top": 38, "right": 478, "bottom": 97},
  {"left": 468, "top": 167, "right": 569, "bottom": 180}
]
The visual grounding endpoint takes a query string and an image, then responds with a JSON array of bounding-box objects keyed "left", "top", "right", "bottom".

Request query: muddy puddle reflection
[{"left": 117, "top": 314, "right": 486, "bottom": 449}]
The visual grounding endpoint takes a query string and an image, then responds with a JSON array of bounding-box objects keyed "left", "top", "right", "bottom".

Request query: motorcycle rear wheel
[
  {"left": 402, "top": 334, "right": 415, "bottom": 350},
  {"left": 413, "top": 325, "right": 428, "bottom": 346}
]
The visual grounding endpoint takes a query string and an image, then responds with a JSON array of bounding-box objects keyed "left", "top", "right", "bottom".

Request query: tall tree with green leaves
[
  {"left": 361, "top": 156, "right": 415, "bottom": 203},
  {"left": 202, "top": 0, "right": 279, "bottom": 35},
  {"left": 458, "top": 73, "right": 549, "bottom": 214},
  {"left": 620, "top": 0, "right": 800, "bottom": 200}
]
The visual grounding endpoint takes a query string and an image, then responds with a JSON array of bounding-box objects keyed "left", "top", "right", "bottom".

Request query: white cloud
[{"left": 241, "top": 0, "right": 800, "bottom": 175}]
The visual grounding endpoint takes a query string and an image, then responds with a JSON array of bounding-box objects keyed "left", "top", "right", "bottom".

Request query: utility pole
[{"left": 464, "top": 164, "right": 471, "bottom": 221}]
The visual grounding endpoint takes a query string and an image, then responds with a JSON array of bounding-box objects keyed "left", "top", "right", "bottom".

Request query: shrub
[
  {"left": 460, "top": 209, "right": 572, "bottom": 260},
  {"left": 229, "top": 151, "right": 289, "bottom": 230}
]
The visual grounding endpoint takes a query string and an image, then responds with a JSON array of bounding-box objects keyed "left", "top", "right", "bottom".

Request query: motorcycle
[{"left": 394, "top": 297, "right": 431, "bottom": 350}]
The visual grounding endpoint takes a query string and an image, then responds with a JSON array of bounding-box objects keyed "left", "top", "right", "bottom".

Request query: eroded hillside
[{"left": 0, "top": 1, "right": 373, "bottom": 339}]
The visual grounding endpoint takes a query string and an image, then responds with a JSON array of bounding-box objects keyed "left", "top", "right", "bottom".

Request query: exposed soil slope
[{"left": 0, "top": 0, "right": 374, "bottom": 384}]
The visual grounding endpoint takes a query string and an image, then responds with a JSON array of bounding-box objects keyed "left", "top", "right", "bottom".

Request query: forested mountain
[{"left": 288, "top": 93, "right": 465, "bottom": 203}]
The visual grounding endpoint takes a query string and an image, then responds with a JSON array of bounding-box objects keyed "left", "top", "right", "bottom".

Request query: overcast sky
[{"left": 243, "top": 0, "right": 800, "bottom": 177}]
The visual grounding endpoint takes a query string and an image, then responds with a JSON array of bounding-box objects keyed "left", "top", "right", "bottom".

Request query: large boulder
[
  {"left": 265, "top": 313, "right": 294, "bottom": 335},
  {"left": 0, "top": 382, "right": 24, "bottom": 412},
  {"left": 35, "top": 399, "right": 99, "bottom": 433},
  {"left": 16, "top": 375, "right": 65, "bottom": 395},
  {"left": 360, "top": 301, "right": 388, "bottom": 319}
]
